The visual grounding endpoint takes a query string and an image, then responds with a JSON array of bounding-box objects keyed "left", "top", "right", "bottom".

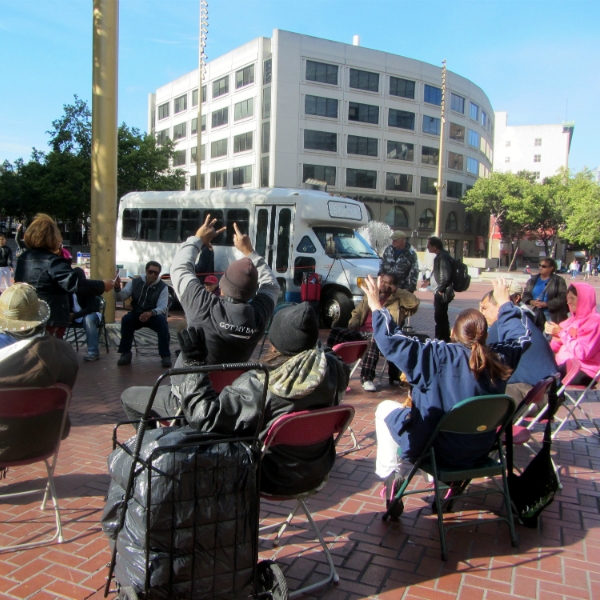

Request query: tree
[{"left": 561, "top": 169, "right": 600, "bottom": 249}]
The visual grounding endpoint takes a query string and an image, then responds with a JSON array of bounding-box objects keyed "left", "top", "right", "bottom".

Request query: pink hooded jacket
[{"left": 551, "top": 282, "right": 600, "bottom": 377}]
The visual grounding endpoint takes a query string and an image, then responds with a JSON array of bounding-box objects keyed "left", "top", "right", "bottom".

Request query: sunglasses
[
  {"left": 539, "top": 265, "right": 551, "bottom": 269},
  {"left": 146, "top": 270, "right": 160, "bottom": 275}
]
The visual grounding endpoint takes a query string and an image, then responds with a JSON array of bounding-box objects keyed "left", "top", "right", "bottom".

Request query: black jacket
[
  {"left": 432, "top": 250, "right": 455, "bottom": 302},
  {"left": 15, "top": 250, "right": 105, "bottom": 327},
  {"left": 179, "top": 349, "right": 350, "bottom": 495},
  {"left": 522, "top": 273, "right": 568, "bottom": 324},
  {"left": 0, "top": 246, "right": 12, "bottom": 268}
]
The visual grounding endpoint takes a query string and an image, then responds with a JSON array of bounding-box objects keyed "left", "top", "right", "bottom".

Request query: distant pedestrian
[
  {"left": 0, "top": 235, "right": 13, "bottom": 291},
  {"left": 569, "top": 260, "right": 579, "bottom": 279},
  {"left": 584, "top": 260, "right": 592, "bottom": 281}
]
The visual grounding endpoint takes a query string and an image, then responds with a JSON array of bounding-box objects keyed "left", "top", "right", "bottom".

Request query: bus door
[{"left": 253, "top": 205, "right": 294, "bottom": 298}]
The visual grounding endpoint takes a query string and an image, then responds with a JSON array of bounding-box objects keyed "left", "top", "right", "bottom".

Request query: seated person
[
  {"left": 0, "top": 283, "right": 78, "bottom": 462},
  {"left": 360, "top": 277, "right": 530, "bottom": 515},
  {"left": 69, "top": 267, "right": 104, "bottom": 362},
  {"left": 480, "top": 286, "right": 558, "bottom": 404},
  {"left": 327, "top": 273, "right": 419, "bottom": 391},
  {"left": 546, "top": 282, "right": 600, "bottom": 386},
  {"left": 114, "top": 261, "right": 171, "bottom": 368}
]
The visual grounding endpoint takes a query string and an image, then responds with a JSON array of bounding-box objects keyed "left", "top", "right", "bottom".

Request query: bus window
[
  {"left": 202, "top": 210, "right": 224, "bottom": 245},
  {"left": 180, "top": 209, "right": 200, "bottom": 240},
  {"left": 296, "top": 235, "right": 316, "bottom": 254},
  {"left": 226, "top": 209, "right": 249, "bottom": 245},
  {"left": 255, "top": 208, "right": 269, "bottom": 258},
  {"left": 139, "top": 209, "right": 158, "bottom": 241},
  {"left": 294, "top": 257, "right": 315, "bottom": 285},
  {"left": 276, "top": 208, "right": 291, "bottom": 273},
  {"left": 159, "top": 209, "right": 178, "bottom": 242},
  {"left": 122, "top": 209, "right": 138, "bottom": 240}
]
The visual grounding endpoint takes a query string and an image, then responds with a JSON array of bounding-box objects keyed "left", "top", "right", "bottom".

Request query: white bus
[{"left": 116, "top": 187, "right": 380, "bottom": 326}]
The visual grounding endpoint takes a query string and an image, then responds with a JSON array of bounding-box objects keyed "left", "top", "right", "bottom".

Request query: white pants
[
  {"left": 375, "top": 400, "right": 414, "bottom": 479},
  {"left": 0, "top": 267, "right": 11, "bottom": 290}
]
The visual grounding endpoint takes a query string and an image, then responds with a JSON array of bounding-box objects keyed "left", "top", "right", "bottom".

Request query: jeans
[
  {"left": 118, "top": 312, "right": 171, "bottom": 357},
  {"left": 83, "top": 313, "right": 100, "bottom": 356},
  {"left": 434, "top": 293, "right": 451, "bottom": 342},
  {"left": 0, "top": 267, "right": 11, "bottom": 290}
]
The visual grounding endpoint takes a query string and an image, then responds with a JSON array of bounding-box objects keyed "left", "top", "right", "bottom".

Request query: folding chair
[
  {"left": 259, "top": 405, "right": 355, "bottom": 597},
  {"left": 0, "top": 384, "right": 72, "bottom": 551},
  {"left": 382, "top": 394, "right": 518, "bottom": 561},
  {"left": 209, "top": 367, "right": 246, "bottom": 392},
  {"left": 65, "top": 296, "right": 110, "bottom": 353},
  {"left": 257, "top": 302, "right": 298, "bottom": 358}
]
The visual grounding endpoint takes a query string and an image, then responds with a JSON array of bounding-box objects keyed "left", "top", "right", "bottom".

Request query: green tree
[{"left": 561, "top": 169, "right": 600, "bottom": 249}]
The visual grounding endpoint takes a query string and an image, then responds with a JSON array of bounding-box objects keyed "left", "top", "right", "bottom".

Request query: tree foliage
[{"left": 561, "top": 169, "right": 600, "bottom": 248}]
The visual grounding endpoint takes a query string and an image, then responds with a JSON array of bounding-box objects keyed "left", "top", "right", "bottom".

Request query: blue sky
[{"left": 1, "top": 0, "right": 598, "bottom": 172}]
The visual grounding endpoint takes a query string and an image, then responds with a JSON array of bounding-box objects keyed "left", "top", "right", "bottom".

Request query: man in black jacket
[{"left": 423, "top": 236, "right": 454, "bottom": 342}]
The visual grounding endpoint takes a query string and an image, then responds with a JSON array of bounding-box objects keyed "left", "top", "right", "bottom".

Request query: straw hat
[
  {"left": 0, "top": 283, "right": 50, "bottom": 333},
  {"left": 391, "top": 230, "right": 407, "bottom": 240}
]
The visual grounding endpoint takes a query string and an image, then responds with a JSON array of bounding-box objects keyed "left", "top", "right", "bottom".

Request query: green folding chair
[{"left": 382, "top": 394, "right": 518, "bottom": 560}]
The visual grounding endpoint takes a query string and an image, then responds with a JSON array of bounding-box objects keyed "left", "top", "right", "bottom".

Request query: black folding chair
[{"left": 66, "top": 296, "right": 109, "bottom": 353}]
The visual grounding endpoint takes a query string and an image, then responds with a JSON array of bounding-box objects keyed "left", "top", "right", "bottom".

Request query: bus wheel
[{"left": 322, "top": 291, "right": 353, "bottom": 329}]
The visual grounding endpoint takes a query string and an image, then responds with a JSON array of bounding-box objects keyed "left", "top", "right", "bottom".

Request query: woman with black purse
[{"left": 521, "top": 258, "right": 568, "bottom": 330}]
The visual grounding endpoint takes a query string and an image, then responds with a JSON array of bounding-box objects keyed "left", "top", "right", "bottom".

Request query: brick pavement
[{"left": 0, "top": 288, "right": 599, "bottom": 599}]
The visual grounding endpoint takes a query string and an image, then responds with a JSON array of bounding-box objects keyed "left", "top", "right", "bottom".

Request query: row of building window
[
  {"left": 504, "top": 155, "right": 542, "bottom": 163},
  {"left": 171, "top": 131, "right": 256, "bottom": 166},
  {"left": 383, "top": 207, "right": 484, "bottom": 235},
  {"left": 188, "top": 165, "right": 254, "bottom": 190},
  {"left": 505, "top": 138, "right": 542, "bottom": 147}
]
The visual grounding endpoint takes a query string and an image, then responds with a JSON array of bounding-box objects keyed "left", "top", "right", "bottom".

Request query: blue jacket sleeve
[{"left": 488, "top": 303, "right": 531, "bottom": 369}]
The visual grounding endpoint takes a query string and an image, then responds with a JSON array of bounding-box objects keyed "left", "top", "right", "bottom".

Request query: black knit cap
[
  {"left": 269, "top": 302, "right": 319, "bottom": 356},
  {"left": 219, "top": 257, "right": 258, "bottom": 302}
]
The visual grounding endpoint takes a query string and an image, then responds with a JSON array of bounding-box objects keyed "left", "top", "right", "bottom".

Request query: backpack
[{"left": 451, "top": 258, "right": 471, "bottom": 292}]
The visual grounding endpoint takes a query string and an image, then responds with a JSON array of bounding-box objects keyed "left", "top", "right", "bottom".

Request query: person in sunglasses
[{"left": 113, "top": 261, "right": 171, "bottom": 368}]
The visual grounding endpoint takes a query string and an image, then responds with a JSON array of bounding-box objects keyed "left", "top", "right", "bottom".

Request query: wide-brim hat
[{"left": 0, "top": 283, "right": 50, "bottom": 333}]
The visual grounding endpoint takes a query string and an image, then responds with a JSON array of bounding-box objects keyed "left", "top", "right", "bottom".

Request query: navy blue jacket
[
  {"left": 373, "top": 303, "right": 531, "bottom": 467},
  {"left": 487, "top": 310, "right": 557, "bottom": 386}
]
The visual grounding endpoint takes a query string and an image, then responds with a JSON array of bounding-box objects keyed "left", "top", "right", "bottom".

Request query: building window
[
  {"left": 449, "top": 122, "right": 465, "bottom": 142},
  {"left": 191, "top": 88, "right": 198, "bottom": 107},
  {"left": 235, "top": 64, "right": 255, "bottom": 89},
  {"left": 190, "top": 174, "right": 205, "bottom": 191},
  {"left": 533, "top": 171, "right": 540, "bottom": 179},
  {"left": 385, "top": 172, "right": 413, "bottom": 193},
  {"left": 232, "top": 165, "right": 252, "bottom": 186},
  {"left": 464, "top": 214, "right": 472, "bottom": 233},
  {"left": 304, "top": 129, "right": 337, "bottom": 152},
  {"left": 263, "top": 58, "right": 272, "bottom": 84},
  {"left": 305, "top": 95, "right": 338, "bottom": 118},
  {"left": 303, "top": 164, "right": 336, "bottom": 186},
  {"left": 535, "top": 138, "right": 542, "bottom": 146},
  {"left": 158, "top": 102, "right": 169, "bottom": 120},
  {"left": 306, "top": 60, "right": 338, "bottom": 85},
  {"left": 421, "top": 146, "right": 439, "bottom": 166},
  {"left": 348, "top": 102, "right": 379, "bottom": 124},
  {"left": 347, "top": 135, "right": 378, "bottom": 157},
  {"left": 388, "top": 108, "right": 415, "bottom": 130},
  {"left": 467, "top": 157, "right": 479, "bottom": 174},
  {"left": 349, "top": 68, "right": 379, "bottom": 92},
  {"left": 156, "top": 129, "right": 169, "bottom": 145},
  {"left": 419, "top": 208, "right": 435, "bottom": 229},
  {"left": 212, "top": 107, "right": 228, "bottom": 128},
  {"left": 233, "top": 131, "right": 253, "bottom": 153},
  {"left": 481, "top": 110, "right": 489, "bottom": 128},
  {"left": 450, "top": 93, "right": 465, "bottom": 113},
  {"left": 262, "top": 121, "right": 270, "bottom": 153},
  {"left": 190, "top": 144, "right": 206, "bottom": 162},
  {"left": 172, "top": 149, "right": 186, "bottom": 167},
  {"left": 506, "top": 141, "right": 511, "bottom": 147},
  {"left": 420, "top": 177, "right": 437, "bottom": 195},
  {"left": 422, "top": 115, "right": 441, "bottom": 136},
  {"left": 447, "top": 182, "right": 463, "bottom": 199},
  {"left": 445, "top": 211, "right": 458, "bottom": 231},
  {"left": 261, "top": 156, "right": 269, "bottom": 187},
  {"left": 191, "top": 115, "right": 206, "bottom": 135},
  {"left": 387, "top": 141, "right": 414, "bottom": 161},
  {"left": 234, "top": 98, "right": 254, "bottom": 121},
  {"left": 424, "top": 84, "right": 442, "bottom": 106},
  {"left": 174, "top": 94, "right": 187, "bottom": 114},
  {"left": 469, "top": 101, "right": 479, "bottom": 120},
  {"left": 173, "top": 122, "right": 186, "bottom": 140},
  {"left": 534, "top": 155, "right": 541, "bottom": 162},
  {"left": 389, "top": 76, "right": 415, "bottom": 99},
  {"left": 346, "top": 168, "right": 377, "bottom": 189},
  {"left": 448, "top": 151, "right": 463, "bottom": 171},
  {"left": 210, "top": 169, "right": 227, "bottom": 188},
  {"left": 385, "top": 206, "right": 409, "bottom": 228},
  {"left": 467, "top": 129, "right": 480, "bottom": 148},
  {"left": 211, "top": 138, "right": 228, "bottom": 159},
  {"left": 505, "top": 156, "right": 510, "bottom": 163},
  {"left": 262, "top": 86, "right": 271, "bottom": 119},
  {"left": 213, "top": 75, "right": 229, "bottom": 99}
]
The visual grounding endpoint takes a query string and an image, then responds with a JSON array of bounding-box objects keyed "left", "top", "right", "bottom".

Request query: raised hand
[
  {"left": 491, "top": 277, "right": 511, "bottom": 306},
  {"left": 363, "top": 275, "right": 383, "bottom": 312},
  {"left": 195, "top": 213, "right": 226, "bottom": 247},
  {"left": 233, "top": 222, "right": 253, "bottom": 256}
]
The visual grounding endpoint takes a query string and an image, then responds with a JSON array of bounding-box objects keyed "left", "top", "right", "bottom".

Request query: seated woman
[
  {"left": 546, "top": 282, "right": 600, "bottom": 386},
  {"left": 176, "top": 302, "right": 349, "bottom": 495},
  {"left": 360, "top": 276, "right": 531, "bottom": 514}
]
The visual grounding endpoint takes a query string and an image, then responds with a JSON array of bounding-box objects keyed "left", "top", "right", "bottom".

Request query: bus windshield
[{"left": 312, "top": 227, "right": 378, "bottom": 259}]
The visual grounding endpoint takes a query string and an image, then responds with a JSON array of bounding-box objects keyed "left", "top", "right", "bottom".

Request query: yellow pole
[
  {"left": 91, "top": 0, "right": 119, "bottom": 322},
  {"left": 434, "top": 60, "right": 447, "bottom": 237}
]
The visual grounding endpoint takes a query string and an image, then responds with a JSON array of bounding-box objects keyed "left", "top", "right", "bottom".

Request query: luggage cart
[{"left": 103, "top": 363, "right": 288, "bottom": 600}]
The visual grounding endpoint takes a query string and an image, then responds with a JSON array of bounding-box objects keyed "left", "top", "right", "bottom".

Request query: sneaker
[
  {"left": 380, "top": 472, "right": 405, "bottom": 518},
  {"left": 84, "top": 354, "right": 100, "bottom": 362},
  {"left": 161, "top": 355, "right": 173, "bottom": 368},
  {"left": 117, "top": 352, "right": 132, "bottom": 366},
  {"left": 362, "top": 380, "right": 377, "bottom": 392}
]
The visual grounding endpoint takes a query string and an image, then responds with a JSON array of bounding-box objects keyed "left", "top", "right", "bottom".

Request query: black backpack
[{"left": 451, "top": 257, "right": 471, "bottom": 292}]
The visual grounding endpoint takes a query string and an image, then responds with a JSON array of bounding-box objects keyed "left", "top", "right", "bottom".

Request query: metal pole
[
  {"left": 196, "top": 1, "right": 209, "bottom": 188},
  {"left": 434, "top": 59, "right": 447, "bottom": 237},
  {"left": 91, "top": 0, "right": 118, "bottom": 323}
]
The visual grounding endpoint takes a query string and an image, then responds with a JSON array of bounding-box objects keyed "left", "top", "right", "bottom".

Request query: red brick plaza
[{"left": 0, "top": 282, "right": 599, "bottom": 600}]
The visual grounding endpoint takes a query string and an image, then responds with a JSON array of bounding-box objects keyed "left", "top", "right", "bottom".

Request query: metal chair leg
[{"left": 336, "top": 426, "right": 361, "bottom": 457}]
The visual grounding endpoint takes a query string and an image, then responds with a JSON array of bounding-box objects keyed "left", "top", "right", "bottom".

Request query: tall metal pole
[
  {"left": 196, "top": 1, "right": 209, "bottom": 188},
  {"left": 434, "top": 60, "right": 447, "bottom": 237},
  {"left": 91, "top": 0, "right": 118, "bottom": 322}
]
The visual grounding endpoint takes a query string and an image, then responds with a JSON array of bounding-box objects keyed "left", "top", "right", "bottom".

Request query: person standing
[
  {"left": 379, "top": 231, "right": 419, "bottom": 292},
  {"left": 0, "top": 235, "right": 13, "bottom": 291},
  {"left": 422, "top": 236, "right": 454, "bottom": 342},
  {"left": 521, "top": 257, "right": 568, "bottom": 327}
]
